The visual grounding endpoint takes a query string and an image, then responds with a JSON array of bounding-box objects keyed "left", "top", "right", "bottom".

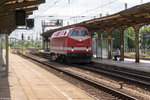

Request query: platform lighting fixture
[
  {"left": 68, "top": 0, "right": 70, "bottom": 4},
  {"left": 106, "top": 13, "right": 109, "bottom": 16},
  {"left": 21, "top": 33, "right": 24, "bottom": 53},
  {"left": 125, "top": 3, "right": 127, "bottom": 10},
  {"left": 100, "top": 14, "right": 102, "bottom": 18}
]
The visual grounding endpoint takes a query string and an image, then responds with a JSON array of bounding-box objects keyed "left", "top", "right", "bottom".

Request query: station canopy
[
  {"left": 0, "top": 0, "right": 45, "bottom": 34},
  {"left": 41, "top": 2, "right": 150, "bottom": 38}
]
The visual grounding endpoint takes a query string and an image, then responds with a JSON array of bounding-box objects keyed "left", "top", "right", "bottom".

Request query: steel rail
[
  {"left": 29, "top": 52, "right": 150, "bottom": 89},
  {"left": 73, "top": 64, "right": 150, "bottom": 89}
]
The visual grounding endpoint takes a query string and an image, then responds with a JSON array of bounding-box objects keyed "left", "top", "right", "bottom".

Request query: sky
[
  {"left": 33, "top": 0, "right": 146, "bottom": 16},
  {"left": 10, "top": 0, "right": 150, "bottom": 40}
]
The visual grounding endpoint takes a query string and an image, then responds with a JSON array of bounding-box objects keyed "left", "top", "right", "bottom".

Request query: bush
[{"left": 147, "top": 51, "right": 150, "bottom": 56}]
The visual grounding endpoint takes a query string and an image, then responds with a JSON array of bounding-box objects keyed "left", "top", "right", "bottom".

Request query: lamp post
[{"left": 21, "top": 33, "right": 24, "bottom": 53}]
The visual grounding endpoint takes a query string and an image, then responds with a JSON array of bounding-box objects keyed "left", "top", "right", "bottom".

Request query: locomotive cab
[
  {"left": 66, "top": 28, "right": 92, "bottom": 63},
  {"left": 69, "top": 29, "right": 89, "bottom": 36}
]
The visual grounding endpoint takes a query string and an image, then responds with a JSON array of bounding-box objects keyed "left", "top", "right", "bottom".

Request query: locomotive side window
[
  {"left": 56, "top": 32, "right": 60, "bottom": 36},
  {"left": 60, "top": 31, "right": 64, "bottom": 36}
]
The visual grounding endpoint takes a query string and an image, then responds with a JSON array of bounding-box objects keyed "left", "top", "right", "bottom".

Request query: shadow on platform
[{"left": 0, "top": 77, "right": 11, "bottom": 99}]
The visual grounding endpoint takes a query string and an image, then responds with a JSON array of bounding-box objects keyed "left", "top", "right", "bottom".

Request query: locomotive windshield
[{"left": 70, "top": 30, "right": 89, "bottom": 36}]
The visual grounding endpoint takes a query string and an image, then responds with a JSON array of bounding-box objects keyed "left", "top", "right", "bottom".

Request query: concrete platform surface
[
  {"left": 0, "top": 54, "right": 95, "bottom": 100},
  {"left": 92, "top": 58, "right": 150, "bottom": 72}
]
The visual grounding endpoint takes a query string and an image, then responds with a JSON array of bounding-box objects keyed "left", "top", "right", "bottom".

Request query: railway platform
[
  {"left": 92, "top": 58, "right": 150, "bottom": 72},
  {"left": 0, "top": 54, "right": 95, "bottom": 100}
]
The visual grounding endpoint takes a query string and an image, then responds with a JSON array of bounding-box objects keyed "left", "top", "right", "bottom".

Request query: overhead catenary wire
[
  {"left": 53, "top": 0, "right": 78, "bottom": 16},
  {"left": 63, "top": 0, "right": 119, "bottom": 21},
  {"left": 99, "top": 0, "right": 143, "bottom": 17},
  {"left": 33, "top": 0, "right": 119, "bottom": 21},
  {"left": 73, "top": 0, "right": 118, "bottom": 16},
  {"left": 29, "top": 0, "right": 146, "bottom": 25},
  {"left": 34, "top": 0, "right": 62, "bottom": 18},
  {"left": 62, "top": 0, "right": 144, "bottom": 24}
]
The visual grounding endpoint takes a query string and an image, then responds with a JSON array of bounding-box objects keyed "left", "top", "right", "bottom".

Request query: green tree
[
  {"left": 9, "top": 41, "right": 15, "bottom": 47},
  {"left": 34, "top": 40, "right": 42, "bottom": 49},
  {"left": 140, "top": 27, "right": 150, "bottom": 53},
  {"left": 125, "top": 27, "right": 135, "bottom": 49},
  {"left": 111, "top": 29, "right": 120, "bottom": 49},
  {"left": 101, "top": 31, "right": 108, "bottom": 38},
  {"left": 24, "top": 41, "right": 32, "bottom": 48},
  {"left": 110, "top": 27, "right": 135, "bottom": 50}
]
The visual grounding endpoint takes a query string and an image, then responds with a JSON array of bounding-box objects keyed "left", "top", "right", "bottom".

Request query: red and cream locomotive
[{"left": 50, "top": 27, "right": 92, "bottom": 63}]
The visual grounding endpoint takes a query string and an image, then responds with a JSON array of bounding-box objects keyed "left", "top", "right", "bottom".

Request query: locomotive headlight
[
  {"left": 71, "top": 47, "right": 74, "bottom": 52},
  {"left": 71, "top": 49, "right": 74, "bottom": 52},
  {"left": 79, "top": 38, "right": 82, "bottom": 41},
  {"left": 86, "top": 47, "right": 89, "bottom": 52},
  {"left": 86, "top": 49, "right": 89, "bottom": 52}
]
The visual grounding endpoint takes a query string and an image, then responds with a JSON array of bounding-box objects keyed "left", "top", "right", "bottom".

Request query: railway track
[
  {"left": 26, "top": 52, "right": 150, "bottom": 89},
  {"left": 31, "top": 52, "right": 150, "bottom": 90},
  {"left": 18, "top": 52, "right": 138, "bottom": 100},
  {"left": 73, "top": 64, "right": 150, "bottom": 90}
]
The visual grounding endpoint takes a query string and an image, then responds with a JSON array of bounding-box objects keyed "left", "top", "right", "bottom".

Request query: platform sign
[
  {"left": 15, "top": 10, "right": 26, "bottom": 26},
  {"left": 27, "top": 19, "right": 34, "bottom": 28},
  {"left": 41, "top": 19, "right": 63, "bottom": 27},
  {"left": 144, "top": 34, "right": 150, "bottom": 38}
]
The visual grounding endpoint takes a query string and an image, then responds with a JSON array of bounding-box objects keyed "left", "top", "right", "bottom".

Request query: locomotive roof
[
  {"left": 70, "top": 27, "right": 87, "bottom": 30},
  {"left": 41, "top": 2, "right": 150, "bottom": 38}
]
